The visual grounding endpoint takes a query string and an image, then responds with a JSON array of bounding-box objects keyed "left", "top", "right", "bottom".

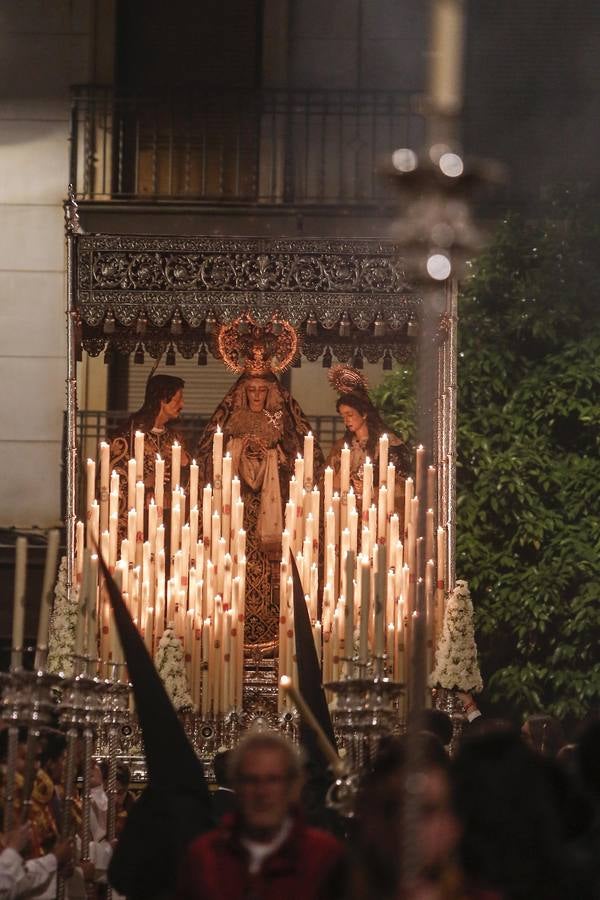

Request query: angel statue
[{"left": 327, "top": 365, "right": 411, "bottom": 515}]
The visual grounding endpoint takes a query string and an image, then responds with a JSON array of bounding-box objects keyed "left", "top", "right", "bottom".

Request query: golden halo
[{"left": 328, "top": 364, "right": 369, "bottom": 395}]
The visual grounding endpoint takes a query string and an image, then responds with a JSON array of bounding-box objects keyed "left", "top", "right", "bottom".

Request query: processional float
[
  {"left": 2, "top": 189, "right": 459, "bottom": 847},
  {"left": 64, "top": 190, "right": 456, "bottom": 756}
]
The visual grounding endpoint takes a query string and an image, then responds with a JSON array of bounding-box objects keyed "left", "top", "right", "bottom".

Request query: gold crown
[{"left": 217, "top": 314, "right": 299, "bottom": 375}]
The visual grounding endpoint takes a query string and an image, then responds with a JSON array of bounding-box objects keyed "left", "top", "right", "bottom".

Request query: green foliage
[
  {"left": 376, "top": 191, "right": 600, "bottom": 723},
  {"left": 370, "top": 361, "right": 416, "bottom": 445}
]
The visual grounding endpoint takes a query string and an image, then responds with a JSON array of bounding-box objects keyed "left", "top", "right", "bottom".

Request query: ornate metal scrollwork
[{"left": 75, "top": 235, "right": 422, "bottom": 360}]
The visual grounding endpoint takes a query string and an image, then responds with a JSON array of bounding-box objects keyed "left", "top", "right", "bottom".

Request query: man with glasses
[{"left": 176, "top": 730, "right": 345, "bottom": 899}]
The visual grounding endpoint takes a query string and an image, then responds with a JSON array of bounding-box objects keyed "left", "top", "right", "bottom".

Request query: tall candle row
[
  {"left": 277, "top": 437, "right": 448, "bottom": 712},
  {"left": 80, "top": 426, "right": 246, "bottom": 716}
]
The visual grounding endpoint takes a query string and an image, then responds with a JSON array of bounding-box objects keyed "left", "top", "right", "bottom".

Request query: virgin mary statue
[{"left": 196, "top": 317, "right": 324, "bottom": 648}]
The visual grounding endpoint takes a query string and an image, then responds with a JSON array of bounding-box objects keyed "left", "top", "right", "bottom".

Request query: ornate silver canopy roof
[{"left": 74, "top": 233, "right": 421, "bottom": 361}]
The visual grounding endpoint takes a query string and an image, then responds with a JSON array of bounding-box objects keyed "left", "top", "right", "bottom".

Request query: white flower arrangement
[
  {"left": 154, "top": 624, "right": 194, "bottom": 712},
  {"left": 47, "top": 556, "right": 78, "bottom": 676},
  {"left": 429, "top": 579, "right": 483, "bottom": 693}
]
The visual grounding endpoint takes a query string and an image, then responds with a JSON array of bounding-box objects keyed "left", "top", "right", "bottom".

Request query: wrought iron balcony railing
[{"left": 70, "top": 85, "right": 425, "bottom": 207}]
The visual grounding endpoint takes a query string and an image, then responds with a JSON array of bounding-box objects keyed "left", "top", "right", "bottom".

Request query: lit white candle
[
  {"left": 144, "top": 606, "right": 155, "bottom": 654},
  {"left": 386, "top": 463, "right": 396, "bottom": 514},
  {"left": 426, "top": 508, "right": 435, "bottom": 560},
  {"left": 324, "top": 466, "right": 333, "bottom": 514},
  {"left": 110, "top": 566, "right": 125, "bottom": 667},
  {"left": 387, "top": 568, "right": 396, "bottom": 624},
  {"left": 108, "top": 488, "right": 117, "bottom": 532},
  {"left": 74, "top": 551, "right": 90, "bottom": 659},
  {"left": 148, "top": 498, "right": 157, "bottom": 551},
  {"left": 374, "top": 550, "right": 386, "bottom": 657},
  {"left": 86, "top": 554, "right": 99, "bottom": 659},
  {"left": 206, "top": 560, "right": 215, "bottom": 617},
  {"left": 313, "top": 620, "right": 322, "bottom": 667},
  {"left": 362, "top": 457, "right": 373, "bottom": 519},
  {"left": 190, "top": 505, "right": 199, "bottom": 564},
  {"left": 344, "top": 550, "right": 355, "bottom": 673},
  {"left": 437, "top": 525, "right": 446, "bottom": 591},
  {"left": 221, "top": 452, "right": 232, "bottom": 552},
  {"left": 89, "top": 500, "right": 100, "bottom": 552},
  {"left": 368, "top": 504, "right": 377, "bottom": 551},
  {"left": 171, "top": 504, "right": 181, "bottom": 567},
  {"left": 100, "top": 528, "right": 110, "bottom": 576},
  {"left": 99, "top": 442, "right": 110, "bottom": 533},
  {"left": 85, "top": 459, "right": 96, "bottom": 547},
  {"left": 86, "top": 458, "right": 96, "bottom": 535},
  {"left": 155, "top": 455, "right": 165, "bottom": 523},
  {"left": 325, "top": 508, "right": 335, "bottom": 556},
  {"left": 415, "top": 444, "right": 425, "bottom": 499},
  {"left": 294, "top": 454, "right": 304, "bottom": 495},
  {"left": 310, "top": 486, "right": 320, "bottom": 543},
  {"left": 135, "top": 479, "right": 144, "bottom": 554},
  {"left": 281, "top": 529, "right": 290, "bottom": 565},
  {"left": 378, "top": 434, "right": 389, "bottom": 486},
  {"left": 133, "top": 430, "right": 143, "bottom": 478},
  {"left": 127, "top": 459, "right": 137, "bottom": 511},
  {"left": 340, "top": 444, "right": 350, "bottom": 497},
  {"left": 211, "top": 511, "right": 221, "bottom": 560},
  {"left": 404, "top": 476, "right": 414, "bottom": 536},
  {"left": 203, "top": 484, "right": 212, "bottom": 554},
  {"left": 76, "top": 519, "right": 85, "bottom": 584},
  {"left": 332, "top": 492, "right": 341, "bottom": 553},
  {"left": 386, "top": 622, "right": 395, "bottom": 676},
  {"left": 212, "top": 426, "right": 223, "bottom": 484},
  {"left": 36, "top": 529, "right": 60, "bottom": 652},
  {"left": 349, "top": 508, "right": 359, "bottom": 554},
  {"left": 233, "top": 497, "right": 244, "bottom": 547},
  {"left": 231, "top": 474, "right": 240, "bottom": 513},
  {"left": 359, "top": 555, "right": 370, "bottom": 664},
  {"left": 223, "top": 553, "right": 233, "bottom": 608},
  {"left": 303, "top": 432, "right": 314, "bottom": 489},
  {"left": 127, "top": 508, "right": 137, "bottom": 553},
  {"left": 110, "top": 468, "right": 119, "bottom": 497},
  {"left": 181, "top": 524, "right": 190, "bottom": 584},
  {"left": 410, "top": 495, "right": 419, "bottom": 531},
  {"left": 201, "top": 618, "right": 211, "bottom": 717},
  {"left": 377, "top": 485, "right": 388, "bottom": 543},
  {"left": 347, "top": 486, "right": 356, "bottom": 520},
  {"left": 394, "top": 539, "right": 404, "bottom": 597},
  {"left": 326, "top": 543, "right": 336, "bottom": 593},
  {"left": 189, "top": 458, "right": 199, "bottom": 511},
  {"left": 340, "top": 529, "right": 350, "bottom": 596},
  {"left": 171, "top": 441, "right": 181, "bottom": 491},
  {"left": 388, "top": 513, "right": 400, "bottom": 552}
]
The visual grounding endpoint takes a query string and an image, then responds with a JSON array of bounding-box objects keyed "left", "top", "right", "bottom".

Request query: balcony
[{"left": 70, "top": 85, "right": 425, "bottom": 208}]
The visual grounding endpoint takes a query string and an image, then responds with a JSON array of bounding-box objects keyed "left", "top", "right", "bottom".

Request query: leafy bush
[{"left": 376, "top": 192, "right": 600, "bottom": 723}]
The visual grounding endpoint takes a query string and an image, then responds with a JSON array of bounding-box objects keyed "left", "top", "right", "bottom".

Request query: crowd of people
[
  {"left": 2, "top": 701, "right": 598, "bottom": 900},
  {"left": 0, "top": 729, "right": 135, "bottom": 899}
]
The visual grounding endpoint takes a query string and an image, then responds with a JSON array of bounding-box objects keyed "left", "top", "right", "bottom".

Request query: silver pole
[{"left": 64, "top": 186, "right": 81, "bottom": 609}]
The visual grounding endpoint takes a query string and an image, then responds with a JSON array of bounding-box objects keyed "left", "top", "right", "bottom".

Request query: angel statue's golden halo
[{"left": 217, "top": 313, "right": 299, "bottom": 375}]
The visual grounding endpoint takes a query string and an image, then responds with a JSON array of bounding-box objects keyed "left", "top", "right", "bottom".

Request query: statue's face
[
  {"left": 159, "top": 388, "right": 184, "bottom": 422},
  {"left": 338, "top": 403, "right": 366, "bottom": 434},
  {"left": 246, "top": 380, "right": 269, "bottom": 412}
]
